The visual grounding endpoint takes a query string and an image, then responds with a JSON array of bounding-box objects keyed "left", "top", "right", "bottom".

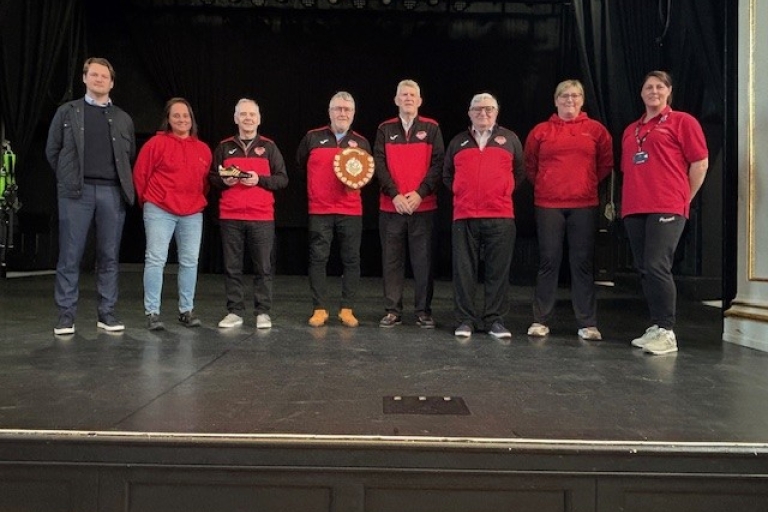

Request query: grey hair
[
  {"left": 235, "top": 98, "right": 259, "bottom": 114},
  {"left": 329, "top": 91, "right": 355, "bottom": 108},
  {"left": 396, "top": 79, "right": 421, "bottom": 96},
  {"left": 469, "top": 92, "right": 498, "bottom": 111}
]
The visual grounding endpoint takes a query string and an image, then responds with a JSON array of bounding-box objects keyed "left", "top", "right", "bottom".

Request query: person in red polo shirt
[
  {"left": 211, "top": 98, "right": 288, "bottom": 331},
  {"left": 621, "top": 70, "right": 708, "bottom": 355},
  {"left": 375, "top": 79, "right": 444, "bottom": 329}
]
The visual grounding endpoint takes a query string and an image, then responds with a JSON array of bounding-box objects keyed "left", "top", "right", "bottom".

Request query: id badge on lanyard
[
  {"left": 633, "top": 151, "right": 649, "bottom": 165},
  {"left": 633, "top": 113, "right": 667, "bottom": 166}
]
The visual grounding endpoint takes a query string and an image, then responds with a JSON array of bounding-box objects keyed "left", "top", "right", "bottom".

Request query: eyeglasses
[
  {"left": 469, "top": 106, "right": 497, "bottom": 114},
  {"left": 330, "top": 106, "right": 354, "bottom": 113},
  {"left": 558, "top": 93, "right": 583, "bottom": 100}
]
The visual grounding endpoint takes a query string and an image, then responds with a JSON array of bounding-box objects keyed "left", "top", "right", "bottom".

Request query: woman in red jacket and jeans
[{"left": 133, "top": 98, "right": 212, "bottom": 331}]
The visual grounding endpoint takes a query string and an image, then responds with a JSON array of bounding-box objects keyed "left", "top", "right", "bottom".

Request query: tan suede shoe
[
  {"left": 338, "top": 308, "right": 359, "bottom": 327},
  {"left": 308, "top": 309, "right": 329, "bottom": 327}
]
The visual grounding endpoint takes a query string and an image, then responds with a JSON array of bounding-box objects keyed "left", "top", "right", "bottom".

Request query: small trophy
[{"left": 218, "top": 164, "right": 252, "bottom": 179}]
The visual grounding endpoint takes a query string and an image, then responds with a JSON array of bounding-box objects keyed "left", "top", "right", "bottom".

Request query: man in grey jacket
[{"left": 46, "top": 57, "right": 135, "bottom": 335}]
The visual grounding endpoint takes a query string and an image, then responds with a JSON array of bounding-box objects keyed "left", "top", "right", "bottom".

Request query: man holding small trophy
[{"left": 211, "top": 98, "right": 288, "bottom": 330}]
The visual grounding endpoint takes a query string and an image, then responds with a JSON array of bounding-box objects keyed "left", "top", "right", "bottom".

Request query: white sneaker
[
  {"left": 577, "top": 327, "right": 602, "bottom": 340},
  {"left": 631, "top": 325, "right": 660, "bottom": 348},
  {"left": 218, "top": 313, "right": 243, "bottom": 328},
  {"left": 643, "top": 328, "right": 678, "bottom": 355},
  {"left": 256, "top": 313, "right": 272, "bottom": 329},
  {"left": 527, "top": 323, "right": 549, "bottom": 336}
]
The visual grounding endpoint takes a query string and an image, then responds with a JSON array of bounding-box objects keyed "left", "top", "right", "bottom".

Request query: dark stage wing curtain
[
  {"left": 0, "top": 0, "right": 84, "bottom": 167},
  {"left": 570, "top": 0, "right": 724, "bottom": 167},
  {"left": 661, "top": 0, "right": 725, "bottom": 120},
  {"left": 570, "top": 0, "right": 660, "bottom": 139}
]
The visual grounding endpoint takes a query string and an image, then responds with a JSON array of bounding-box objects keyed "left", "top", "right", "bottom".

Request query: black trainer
[
  {"left": 416, "top": 313, "right": 436, "bottom": 329},
  {"left": 97, "top": 314, "right": 125, "bottom": 332},
  {"left": 54, "top": 315, "right": 75, "bottom": 335},
  {"left": 379, "top": 313, "right": 402, "bottom": 328},
  {"left": 147, "top": 313, "right": 165, "bottom": 331},
  {"left": 178, "top": 310, "right": 201, "bottom": 328}
]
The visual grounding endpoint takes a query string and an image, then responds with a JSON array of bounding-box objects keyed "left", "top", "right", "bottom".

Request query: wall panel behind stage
[{"left": 84, "top": 1, "right": 567, "bottom": 276}]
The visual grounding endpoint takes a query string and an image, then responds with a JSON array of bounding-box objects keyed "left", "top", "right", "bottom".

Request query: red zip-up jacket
[
  {"left": 295, "top": 126, "right": 371, "bottom": 216},
  {"left": 210, "top": 134, "right": 288, "bottom": 221},
  {"left": 443, "top": 125, "right": 524, "bottom": 221},
  {"left": 374, "top": 116, "right": 444, "bottom": 213}
]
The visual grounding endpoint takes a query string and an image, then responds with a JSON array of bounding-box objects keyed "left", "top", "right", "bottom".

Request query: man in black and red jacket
[
  {"left": 443, "top": 92, "right": 525, "bottom": 340},
  {"left": 211, "top": 98, "right": 288, "bottom": 330},
  {"left": 296, "top": 91, "right": 372, "bottom": 328},
  {"left": 374, "top": 79, "right": 444, "bottom": 330}
]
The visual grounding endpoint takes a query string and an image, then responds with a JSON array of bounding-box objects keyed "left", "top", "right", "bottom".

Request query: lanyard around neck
[{"left": 634, "top": 113, "right": 668, "bottom": 151}]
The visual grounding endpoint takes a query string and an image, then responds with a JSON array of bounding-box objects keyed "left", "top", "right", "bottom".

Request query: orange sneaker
[
  {"left": 338, "top": 308, "right": 359, "bottom": 327},
  {"left": 308, "top": 309, "right": 329, "bottom": 327}
]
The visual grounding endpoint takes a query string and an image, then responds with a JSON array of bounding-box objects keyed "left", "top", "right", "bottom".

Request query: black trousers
[
  {"left": 623, "top": 213, "right": 686, "bottom": 330},
  {"left": 451, "top": 218, "right": 516, "bottom": 329},
  {"left": 220, "top": 219, "right": 274, "bottom": 316},
  {"left": 532, "top": 206, "right": 598, "bottom": 328},
  {"left": 308, "top": 214, "right": 362, "bottom": 310},
  {"left": 379, "top": 210, "right": 434, "bottom": 317}
]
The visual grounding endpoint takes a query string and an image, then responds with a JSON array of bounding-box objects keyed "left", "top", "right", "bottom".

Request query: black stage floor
[{"left": 1, "top": 267, "right": 767, "bottom": 444}]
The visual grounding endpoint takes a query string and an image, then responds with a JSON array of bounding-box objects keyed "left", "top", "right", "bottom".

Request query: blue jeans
[
  {"left": 142, "top": 202, "right": 203, "bottom": 315},
  {"left": 55, "top": 184, "right": 126, "bottom": 320}
]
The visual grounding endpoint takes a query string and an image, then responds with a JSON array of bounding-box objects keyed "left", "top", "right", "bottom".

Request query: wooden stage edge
[
  {"left": 3, "top": 429, "right": 768, "bottom": 511},
  {"left": 2, "top": 429, "right": 768, "bottom": 473}
]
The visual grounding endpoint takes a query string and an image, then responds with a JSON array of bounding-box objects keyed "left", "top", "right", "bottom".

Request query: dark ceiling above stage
[{"left": 128, "top": 0, "right": 567, "bottom": 15}]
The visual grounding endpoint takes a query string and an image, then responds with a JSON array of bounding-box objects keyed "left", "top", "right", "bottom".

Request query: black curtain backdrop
[
  {"left": 119, "top": 3, "right": 561, "bottom": 275},
  {"left": 0, "top": 0, "right": 727, "bottom": 283}
]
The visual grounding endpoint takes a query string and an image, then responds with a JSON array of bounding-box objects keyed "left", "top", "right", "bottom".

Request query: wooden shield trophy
[{"left": 333, "top": 148, "right": 374, "bottom": 190}]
